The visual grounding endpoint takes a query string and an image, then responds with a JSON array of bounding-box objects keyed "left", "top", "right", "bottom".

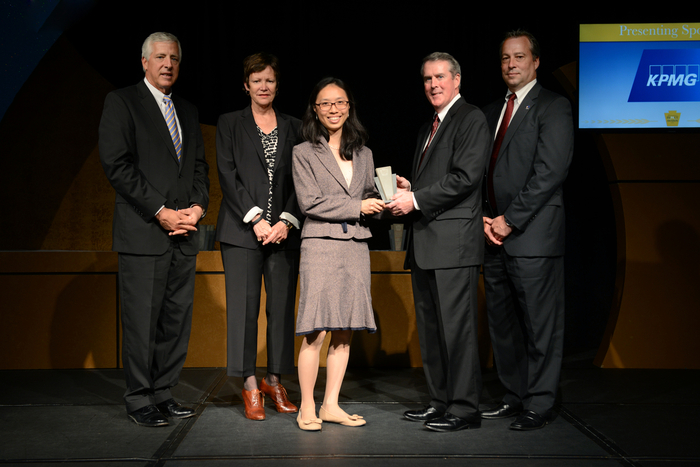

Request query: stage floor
[{"left": 1, "top": 353, "right": 698, "bottom": 466}]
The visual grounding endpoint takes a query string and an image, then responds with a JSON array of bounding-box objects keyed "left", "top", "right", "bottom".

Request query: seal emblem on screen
[{"left": 628, "top": 49, "right": 700, "bottom": 102}]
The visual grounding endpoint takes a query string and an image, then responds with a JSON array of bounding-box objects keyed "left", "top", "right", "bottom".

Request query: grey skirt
[{"left": 296, "top": 237, "right": 377, "bottom": 335}]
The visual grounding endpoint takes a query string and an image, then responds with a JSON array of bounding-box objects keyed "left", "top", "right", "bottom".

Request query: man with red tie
[
  {"left": 389, "top": 52, "right": 491, "bottom": 432},
  {"left": 481, "top": 30, "right": 573, "bottom": 430}
]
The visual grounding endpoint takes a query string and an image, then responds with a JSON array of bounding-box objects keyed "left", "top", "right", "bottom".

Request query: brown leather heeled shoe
[
  {"left": 260, "top": 379, "right": 298, "bottom": 413},
  {"left": 242, "top": 389, "right": 265, "bottom": 420}
]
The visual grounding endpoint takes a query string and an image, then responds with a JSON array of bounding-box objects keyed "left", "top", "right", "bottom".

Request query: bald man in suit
[{"left": 481, "top": 30, "right": 573, "bottom": 430}]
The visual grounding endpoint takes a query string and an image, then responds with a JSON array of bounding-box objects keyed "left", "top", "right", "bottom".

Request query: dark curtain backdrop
[
  {"left": 10, "top": 3, "right": 673, "bottom": 354},
  {"left": 63, "top": 2, "right": 591, "bottom": 177}
]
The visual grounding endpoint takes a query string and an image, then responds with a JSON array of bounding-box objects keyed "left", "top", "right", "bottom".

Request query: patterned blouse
[{"left": 256, "top": 125, "right": 278, "bottom": 222}]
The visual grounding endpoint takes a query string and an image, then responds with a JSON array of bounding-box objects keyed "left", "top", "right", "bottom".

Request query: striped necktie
[{"left": 163, "top": 95, "right": 182, "bottom": 162}]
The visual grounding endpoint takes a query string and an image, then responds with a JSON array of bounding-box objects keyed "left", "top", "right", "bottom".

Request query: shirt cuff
[
  {"left": 243, "top": 206, "right": 264, "bottom": 223},
  {"left": 280, "top": 212, "right": 300, "bottom": 230}
]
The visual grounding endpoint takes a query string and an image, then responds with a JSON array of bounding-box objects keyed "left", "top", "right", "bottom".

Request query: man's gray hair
[
  {"left": 141, "top": 32, "right": 181, "bottom": 68},
  {"left": 421, "top": 52, "right": 461, "bottom": 88}
]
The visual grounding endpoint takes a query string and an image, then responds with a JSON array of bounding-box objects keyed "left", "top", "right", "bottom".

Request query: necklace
[{"left": 329, "top": 144, "right": 339, "bottom": 150}]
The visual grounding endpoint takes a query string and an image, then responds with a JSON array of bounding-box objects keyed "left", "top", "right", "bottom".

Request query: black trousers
[
  {"left": 119, "top": 243, "right": 196, "bottom": 413},
  {"left": 483, "top": 247, "right": 565, "bottom": 415},
  {"left": 220, "top": 243, "right": 299, "bottom": 378},
  {"left": 411, "top": 255, "right": 482, "bottom": 418}
]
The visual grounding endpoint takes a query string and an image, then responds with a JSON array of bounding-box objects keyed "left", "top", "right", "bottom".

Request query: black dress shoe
[
  {"left": 481, "top": 402, "right": 522, "bottom": 419},
  {"left": 424, "top": 412, "right": 481, "bottom": 432},
  {"left": 404, "top": 406, "right": 444, "bottom": 422},
  {"left": 128, "top": 405, "right": 169, "bottom": 427},
  {"left": 509, "top": 410, "right": 549, "bottom": 430},
  {"left": 156, "top": 399, "right": 196, "bottom": 419}
]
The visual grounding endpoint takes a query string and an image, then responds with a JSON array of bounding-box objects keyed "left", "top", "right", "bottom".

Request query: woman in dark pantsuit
[{"left": 216, "top": 53, "right": 302, "bottom": 420}]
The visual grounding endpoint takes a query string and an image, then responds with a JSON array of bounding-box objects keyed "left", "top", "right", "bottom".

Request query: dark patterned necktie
[
  {"left": 418, "top": 114, "right": 440, "bottom": 170},
  {"left": 487, "top": 93, "right": 516, "bottom": 212}
]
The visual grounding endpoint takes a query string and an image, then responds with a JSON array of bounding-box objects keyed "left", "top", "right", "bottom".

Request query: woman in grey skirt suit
[{"left": 292, "top": 77, "right": 385, "bottom": 431}]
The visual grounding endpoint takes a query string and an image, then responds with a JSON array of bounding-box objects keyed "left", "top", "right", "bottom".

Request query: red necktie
[
  {"left": 487, "top": 93, "right": 516, "bottom": 212},
  {"left": 418, "top": 114, "right": 439, "bottom": 170}
]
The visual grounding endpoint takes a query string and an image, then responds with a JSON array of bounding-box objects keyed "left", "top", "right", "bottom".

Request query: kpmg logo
[
  {"left": 629, "top": 49, "right": 700, "bottom": 102},
  {"left": 646, "top": 65, "right": 698, "bottom": 86}
]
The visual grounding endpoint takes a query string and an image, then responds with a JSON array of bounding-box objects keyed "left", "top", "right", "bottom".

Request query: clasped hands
[
  {"left": 156, "top": 206, "right": 203, "bottom": 236},
  {"left": 253, "top": 216, "right": 289, "bottom": 245},
  {"left": 483, "top": 215, "right": 512, "bottom": 246}
]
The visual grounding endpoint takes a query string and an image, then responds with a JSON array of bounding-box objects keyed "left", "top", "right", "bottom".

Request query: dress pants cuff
[
  {"left": 125, "top": 398, "right": 154, "bottom": 414},
  {"left": 153, "top": 388, "right": 174, "bottom": 406},
  {"left": 430, "top": 401, "right": 448, "bottom": 413},
  {"left": 267, "top": 365, "right": 297, "bottom": 376}
]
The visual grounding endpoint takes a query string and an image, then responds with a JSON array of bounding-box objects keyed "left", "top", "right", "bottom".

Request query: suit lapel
[
  {"left": 273, "top": 109, "right": 288, "bottom": 175},
  {"left": 485, "top": 105, "right": 501, "bottom": 140},
  {"left": 412, "top": 124, "right": 429, "bottom": 179},
  {"left": 415, "top": 97, "right": 462, "bottom": 179},
  {"left": 498, "top": 83, "right": 540, "bottom": 158},
  {"left": 138, "top": 82, "right": 180, "bottom": 165},
  {"left": 315, "top": 139, "right": 351, "bottom": 194},
  {"left": 241, "top": 106, "right": 267, "bottom": 168},
  {"left": 349, "top": 145, "right": 365, "bottom": 195}
]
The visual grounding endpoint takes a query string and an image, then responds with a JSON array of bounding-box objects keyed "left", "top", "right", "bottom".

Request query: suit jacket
[
  {"left": 215, "top": 106, "right": 302, "bottom": 250},
  {"left": 407, "top": 97, "right": 491, "bottom": 270},
  {"left": 482, "top": 82, "right": 574, "bottom": 257},
  {"left": 292, "top": 140, "right": 377, "bottom": 241},
  {"left": 99, "top": 80, "right": 210, "bottom": 255}
]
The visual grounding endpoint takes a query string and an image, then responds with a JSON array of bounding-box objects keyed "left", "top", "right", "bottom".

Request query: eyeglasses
[{"left": 315, "top": 100, "right": 349, "bottom": 111}]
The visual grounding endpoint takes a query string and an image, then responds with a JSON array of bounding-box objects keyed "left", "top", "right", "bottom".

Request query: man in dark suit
[
  {"left": 389, "top": 52, "right": 491, "bottom": 432},
  {"left": 480, "top": 30, "right": 573, "bottom": 430},
  {"left": 99, "top": 32, "right": 209, "bottom": 427}
]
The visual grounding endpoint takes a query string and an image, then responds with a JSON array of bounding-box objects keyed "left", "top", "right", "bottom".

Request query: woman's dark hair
[
  {"left": 301, "top": 77, "right": 368, "bottom": 161},
  {"left": 242, "top": 52, "right": 280, "bottom": 86}
]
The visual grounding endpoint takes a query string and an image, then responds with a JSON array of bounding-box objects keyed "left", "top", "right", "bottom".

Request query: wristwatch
[{"left": 281, "top": 219, "right": 293, "bottom": 230}]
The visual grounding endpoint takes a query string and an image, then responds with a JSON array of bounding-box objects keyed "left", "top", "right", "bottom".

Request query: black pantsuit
[{"left": 215, "top": 106, "right": 302, "bottom": 378}]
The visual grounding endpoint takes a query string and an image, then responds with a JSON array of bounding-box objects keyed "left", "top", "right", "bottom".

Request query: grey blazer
[
  {"left": 292, "top": 140, "right": 378, "bottom": 241},
  {"left": 482, "top": 83, "right": 574, "bottom": 257}
]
